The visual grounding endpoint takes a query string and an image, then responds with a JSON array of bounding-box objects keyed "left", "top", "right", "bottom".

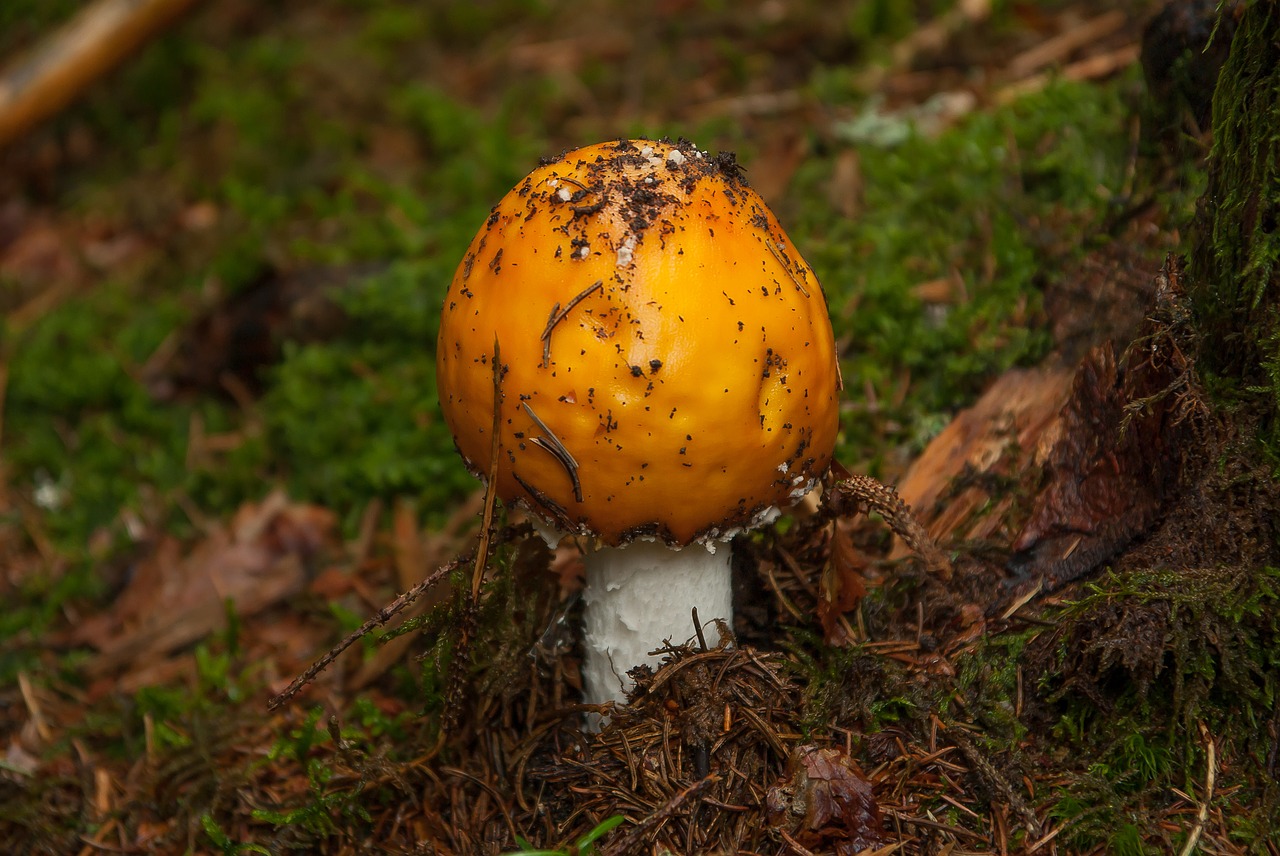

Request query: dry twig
[
  {"left": 1177, "top": 722, "right": 1217, "bottom": 856},
  {"left": 601, "top": 773, "right": 720, "bottom": 856},
  {"left": 441, "top": 338, "right": 508, "bottom": 733},
  {"left": 0, "top": 0, "right": 199, "bottom": 147},
  {"left": 266, "top": 555, "right": 467, "bottom": 711}
]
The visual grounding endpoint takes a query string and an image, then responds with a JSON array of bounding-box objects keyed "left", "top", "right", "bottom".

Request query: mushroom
[{"left": 436, "top": 139, "right": 840, "bottom": 710}]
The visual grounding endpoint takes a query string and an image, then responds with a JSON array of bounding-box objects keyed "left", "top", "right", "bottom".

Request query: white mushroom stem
[{"left": 581, "top": 539, "right": 733, "bottom": 709}]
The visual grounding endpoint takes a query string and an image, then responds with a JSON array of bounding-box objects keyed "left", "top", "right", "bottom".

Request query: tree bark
[{"left": 1190, "top": 1, "right": 1280, "bottom": 396}]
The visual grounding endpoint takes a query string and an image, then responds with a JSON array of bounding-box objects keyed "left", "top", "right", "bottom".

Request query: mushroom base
[{"left": 581, "top": 539, "right": 734, "bottom": 711}]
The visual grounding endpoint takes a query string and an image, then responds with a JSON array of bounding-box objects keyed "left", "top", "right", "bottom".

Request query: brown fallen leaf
[
  {"left": 1011, "top": 258, "right": 1201, "bottom": 588},
  {"left": 0, "top": 216, "right": 81, "bottom": 288},
  {"left": 766, "top": 744, "right": 884, "bottom": 855},
  {"left": 817, "top": 518, "right": 867, "bottom": 647},
  {"left": 72, "top": 491, "right": 335, "bottom": 676},
  {"left": 347, "top": 491, "right": 483, "bottom": 691}
]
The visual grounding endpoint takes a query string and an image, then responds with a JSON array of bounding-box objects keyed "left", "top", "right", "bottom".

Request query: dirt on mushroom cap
[{"left": 436, "top": 139, "right": 841, "bottom": 546}]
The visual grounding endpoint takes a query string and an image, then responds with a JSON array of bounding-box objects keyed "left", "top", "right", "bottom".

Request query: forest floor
[{"left": 2, "top": 1, "right": 1277, "bottom": 854}]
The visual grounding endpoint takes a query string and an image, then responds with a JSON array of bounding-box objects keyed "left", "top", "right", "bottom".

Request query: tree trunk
[{"left": 1190, "top": 1, "right": 1280, "bottom": 399}]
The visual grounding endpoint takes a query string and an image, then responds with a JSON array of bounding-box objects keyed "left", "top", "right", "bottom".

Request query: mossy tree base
[{"left": 1191, "top": 1, "right": 1280, "bottom": 401}]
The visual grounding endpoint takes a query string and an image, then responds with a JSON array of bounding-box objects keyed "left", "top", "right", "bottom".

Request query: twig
[
  {"left": 472, "top": 339, "right": 505, "bottom": 602},
  {"left": 829, "top": 472, "right": 953, "bottom": 580},
  {"left": 0, "top": 0, "right": 199, "bottom": 147},
  {"left": 995, "top": 43, "right": 1141, "bottom": 105},
  {"left": 1005, "top": 10, "right": 1127, "bottom": 79},
  {"left": 267, "top": 555, "right": 467, "bottom": 711},
  {"left": 766, "top": 239, "right": 809, "bottom": 297},
  {"left": 881, "top": 808, "right": 989, "bottom": 843},
  {"left": 600, "top": 773, "right": 720, "bottom": 856},
  {"left": 522, "top": 400, "right": 582, "bottom": 502},
  {"left": 18, "top": 672, "right": 51, "bottom": 742},
  {"left": 441, "top": 339, "right": 508, "bottom": 733},
  {"left": 540, "top": 279, "right": 602, "bottom": 366},
  {"left": 1178, "top": 722, "right": 1217, "bottom": 856}
]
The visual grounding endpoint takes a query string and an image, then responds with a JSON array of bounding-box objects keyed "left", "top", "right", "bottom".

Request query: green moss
[
  {"left": 1036, "top": 566, "right": 1280, "bottom": 848},
  {"left": 796, "top": 76, "right": 1137, "bottom": 462},
  {"left": 1, "top": 18, "right": 549, "bottom": 546},
  {"left": 1055, "top": 567, "right": 1280, "bottom": 738},
  {"left": 787, "top": 631, "right": 915, "bottom": 734},
  {"left": 1190, "top": 2, "right": 1280, "bottom": 411},
  {"left": 5, "top": 288, "right": 192, "bottom": 540},
  {"left": 954, "top": 629, "right": 1034, "bottom": 739}
]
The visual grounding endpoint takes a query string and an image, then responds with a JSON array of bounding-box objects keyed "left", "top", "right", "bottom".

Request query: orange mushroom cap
[{"left": 437, "top": 139, "right": 840, "bottom": 546}]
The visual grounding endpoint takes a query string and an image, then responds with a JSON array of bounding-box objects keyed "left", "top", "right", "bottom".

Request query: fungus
[{"left": 436, "top": 139, "right": 840, "bottom": 711}]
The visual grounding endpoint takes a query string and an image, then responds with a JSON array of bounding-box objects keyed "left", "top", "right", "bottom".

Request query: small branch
[
  {"left": 522, "top": 400, "right": 583, "bottom": 502},
  {"left": 0, "top": 0, "right": 199, "bottom": 147},
  {"left": 600, "top": 773, "right": 720, "bottom": 856},
  {"left": 18, "top": 672, "right": 52, "bottom": 742},
  {"left": 1178, "top": 722, "right": 1217, "bottom": 856},
  {"left": 540, "top": 279, "right": 602, "bottom": 367},
  {"left": 995, "top": 43, "right": 1141, "bottom": 105},
  {"left": 1004, "top": 10, "right": 1127, "bottom": 79},
  {"left": 766, "top": 239, "right": 809, "bottom": 297},
  {"left": 441, "top": 341, "right": 509, "bottom": 733},
  {"left": 267, "top": 555, "right": 467, "bottom": 711}
]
